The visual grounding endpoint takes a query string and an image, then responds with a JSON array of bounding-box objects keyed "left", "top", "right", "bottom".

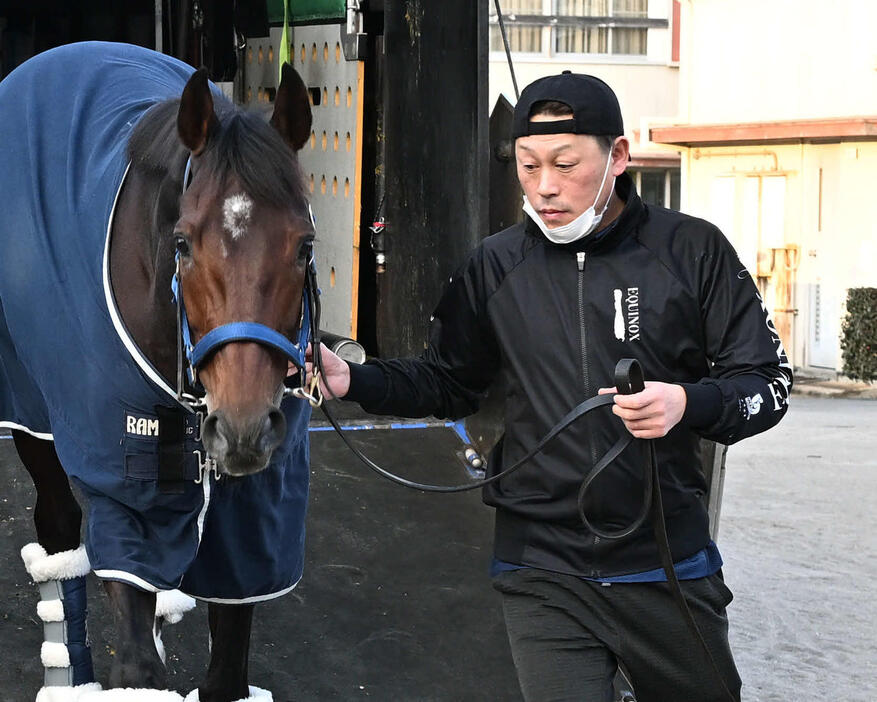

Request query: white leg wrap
[
  {"left": 37, "top": 599, "right": 66, "bottom": 622},
  {"left": 79, "top": 690, "right": 183, "bottom": 701},
  {"left": 36, "top": 683, "right": 103, "bottom": 702},
  {"left": 183, "top": 687, "right": 272, "bottom": 702},
  {"left": 155, "top": 589, "right": 197, "bottom": 625},
  {"left": 151, "top": 589, "right": 197, "bottom": 665},
  {"left": 21, "top": 543, "right": 91, "bottom": 582},
  {"left": 41, "top": 641, "right": 72, "bottom": 668},
  {"left": 21, "top": 543, "right": 96, "bottom": 691}
]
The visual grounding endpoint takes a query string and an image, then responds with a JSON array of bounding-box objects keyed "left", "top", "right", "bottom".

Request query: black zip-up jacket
[{"left": 347, "top": 173, "right": 792, "bottom": 578}]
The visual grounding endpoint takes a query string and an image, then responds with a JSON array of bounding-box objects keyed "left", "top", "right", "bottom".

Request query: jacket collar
[{"left": 524, "top": 171, "right": 645, "bottom": 253}]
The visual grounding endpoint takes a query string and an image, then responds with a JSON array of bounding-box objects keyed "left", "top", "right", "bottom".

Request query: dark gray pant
[{"left": 492, "top": 568, "right": 742, "bottom": 702}]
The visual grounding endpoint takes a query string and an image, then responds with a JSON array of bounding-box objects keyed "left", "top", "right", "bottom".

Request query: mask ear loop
[{"left": 593, "top": 147, "right": 615, "bottom": 215}]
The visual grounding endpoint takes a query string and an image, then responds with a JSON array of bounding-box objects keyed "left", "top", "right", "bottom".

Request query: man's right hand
[{"left": 302, "top": 342, "right": 351, "bottom": 400}]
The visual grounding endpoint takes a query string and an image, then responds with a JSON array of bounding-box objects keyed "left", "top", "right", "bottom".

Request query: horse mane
[{"left": 127, "top": 96, "right": 309, "bottom": 213}]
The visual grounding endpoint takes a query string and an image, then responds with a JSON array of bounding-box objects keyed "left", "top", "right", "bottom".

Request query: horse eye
[
  {"left": 174, "top": 235, "right": 191, "bottom": 258},
  {"left": 298, "top": 239, "right": 314, "bottom": 262}
]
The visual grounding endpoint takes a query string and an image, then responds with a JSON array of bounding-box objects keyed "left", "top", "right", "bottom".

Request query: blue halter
[
  {"left": 171, "top": 251, "right": 311, "bottom": 386},
  {"left": 172, "top": 157, "right": 317, "bottom": 406}
]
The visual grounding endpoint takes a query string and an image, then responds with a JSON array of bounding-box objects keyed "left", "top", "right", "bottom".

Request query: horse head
[{"left": 174, "top": 65, "right": 313, "bottom": 476}]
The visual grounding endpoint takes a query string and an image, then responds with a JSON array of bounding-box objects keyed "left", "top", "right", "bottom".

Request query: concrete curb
[{"left": 792, "top": 382, "right": 877, "bottom": 400}]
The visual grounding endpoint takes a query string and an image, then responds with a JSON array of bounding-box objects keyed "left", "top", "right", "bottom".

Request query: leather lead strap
[{"left": 318, "top": 356, "right": 737, "bottom": 700}]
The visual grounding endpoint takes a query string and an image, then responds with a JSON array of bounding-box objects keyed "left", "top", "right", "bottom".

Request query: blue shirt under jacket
[
  {"left": 0, "top": 42, "right": 310, "bottom": 603},
  {"left": 490, "top": 541, "right": 724, "bottom": 582}
]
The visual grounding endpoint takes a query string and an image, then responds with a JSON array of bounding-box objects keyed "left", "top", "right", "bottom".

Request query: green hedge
[{"left": 840, "top": 287, "right": 877, "bottom": 382}]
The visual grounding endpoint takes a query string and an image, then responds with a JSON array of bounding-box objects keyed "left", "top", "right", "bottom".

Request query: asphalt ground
[
  {"left": 718, "top": 396, "right": 876, "bottom": 701},
  {"left": 1, "top": 394, "right": 875, "bottom": 701},
  {"left": 0, "top": 410, "right": 520, "bottom": 702}
]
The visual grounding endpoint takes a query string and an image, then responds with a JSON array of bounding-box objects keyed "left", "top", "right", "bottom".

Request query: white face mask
[{"left": 522, "top": 151, "right": 615, "bottom": 245}]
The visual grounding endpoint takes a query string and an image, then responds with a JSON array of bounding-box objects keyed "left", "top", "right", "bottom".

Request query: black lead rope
[
  {"left": 577, "top": 359, "right": 736, "bottom": 702},
  {"left": 319, "top": 385, "right": 619, "bottom": 493},
  {"left": 648, "top": 439, "right": 739, "bottom": 702}
]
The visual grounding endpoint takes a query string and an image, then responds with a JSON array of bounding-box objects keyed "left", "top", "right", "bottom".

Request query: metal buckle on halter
[
  {"left": 193, "top": 450, "right": 220, "bottom": 484},
  {"left": 284, "top": 372, "right": 323, "bottom": 408},
  {"left": 193, "top": 410, "right": 206, "bottom": 443},
  {"left": 176, "top": 392, "right": 207, "bottom": 415}
]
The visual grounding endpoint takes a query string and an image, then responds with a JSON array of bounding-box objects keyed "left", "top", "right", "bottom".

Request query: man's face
[{"left": 515, "top": 114, "right": 620, "bottom": 228}]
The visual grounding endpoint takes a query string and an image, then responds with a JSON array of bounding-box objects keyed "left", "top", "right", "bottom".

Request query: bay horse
[{"left": 0, "top": 42, "right": 315, "bottom": 700}]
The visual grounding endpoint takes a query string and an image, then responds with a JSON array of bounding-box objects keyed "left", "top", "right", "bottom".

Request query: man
[{"left": 305, "top": 72, "right": 792, "bottom": 701}]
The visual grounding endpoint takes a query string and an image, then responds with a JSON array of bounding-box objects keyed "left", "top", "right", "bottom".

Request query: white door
[
  {"left": 808, "top": 280, "right": 839, "bottom": 369},
  {"left": 806, "top": 151, "right": 841, "bottom": 370}
]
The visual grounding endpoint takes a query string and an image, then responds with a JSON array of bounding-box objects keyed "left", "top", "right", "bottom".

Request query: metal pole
[
  {"left": 154, "top": 0, "right": 163, "bottom": 53},
  {"left": 493, "top": 0, "right": 519, "bottom": 99}
]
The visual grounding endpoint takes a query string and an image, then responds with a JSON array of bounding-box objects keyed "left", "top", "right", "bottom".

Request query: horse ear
[
  {"left": 178, "top": 68, "right": 217, "bottom": 155},
  {"left": 271, "top": 63, "right": 312, "bottom": 152}
]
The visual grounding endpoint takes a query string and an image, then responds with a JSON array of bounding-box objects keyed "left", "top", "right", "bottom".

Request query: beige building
[
  {"left": 489, "top": 0, "right": 683, "bottom": 208},
  {"left": 648, "top": 0, "right": 877, "bottom": 373}
]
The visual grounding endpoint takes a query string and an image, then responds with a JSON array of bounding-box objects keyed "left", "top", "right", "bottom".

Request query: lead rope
[
  {"left": 578, "top": 360, "right": 737, "bottom": 702},
  {"left": 315, "top": 349, "right": 736, "bottom": 701},
  {"left": 318, "top": 384, "right": 620, "bottom": 492},
  {"left": 648, "top": 440, "right": 738, "bottom": 702}
]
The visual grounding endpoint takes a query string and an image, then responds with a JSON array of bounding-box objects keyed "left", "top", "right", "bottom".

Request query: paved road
[
  {"left": 719, "top": 396, "right": 877, "bottom": 701},
  {"left": 1, "top": 395, "right": 874, "bottom": 700}
]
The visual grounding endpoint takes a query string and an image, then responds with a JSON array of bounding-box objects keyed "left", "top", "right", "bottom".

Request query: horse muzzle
[{"left": 200, "top": 406, "right": 287, "bottom": 476}]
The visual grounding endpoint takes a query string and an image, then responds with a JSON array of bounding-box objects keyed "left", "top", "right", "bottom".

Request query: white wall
[{"left": 679, "top": 0, "right": 877, "bottom": 124}]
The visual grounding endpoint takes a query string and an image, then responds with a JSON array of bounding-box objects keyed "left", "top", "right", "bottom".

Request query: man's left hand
[{"left": 597, "top": 382, "right": 687, "bottom": 439}]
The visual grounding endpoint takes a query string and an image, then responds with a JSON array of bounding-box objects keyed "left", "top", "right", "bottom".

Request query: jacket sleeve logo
[{"left": 742, "top": 393, "right": 764, "bottom": 419}]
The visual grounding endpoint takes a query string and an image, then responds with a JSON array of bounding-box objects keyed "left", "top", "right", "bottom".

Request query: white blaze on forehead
[{"left": 223, "top": 193, "right": 254, "bottom": 240}]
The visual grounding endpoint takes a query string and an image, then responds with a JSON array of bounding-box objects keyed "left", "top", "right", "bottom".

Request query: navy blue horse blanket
[{"left": 0, "top": 42, "right": 310, "bottom": 602}]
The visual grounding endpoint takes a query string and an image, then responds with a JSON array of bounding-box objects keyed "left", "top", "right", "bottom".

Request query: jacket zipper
[
  {"left": 577, "top": 251, "right": 601, "bottom": 565},
  {"left": 576, "top": 252, "right": 589, "bottom": 394}
]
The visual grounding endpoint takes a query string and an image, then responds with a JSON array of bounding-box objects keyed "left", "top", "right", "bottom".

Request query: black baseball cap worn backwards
[{"left": 512, "top": 70, "right": 624, "bottom": 139}]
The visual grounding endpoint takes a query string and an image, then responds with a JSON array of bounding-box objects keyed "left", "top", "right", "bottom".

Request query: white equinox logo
[{"left": 613, "top": 288, "right": 641, "bottom": 341}]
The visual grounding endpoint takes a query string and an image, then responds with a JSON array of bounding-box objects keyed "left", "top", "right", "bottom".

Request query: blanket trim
[
  {"left": 0, "top": 420, "right": 53, "bottom": 440},
  {"left": 101, "top": 162, "right": 185, "bottom": 409},
  {"left": 191, "top": 575, "right": 301, "bottom": 605},
  {"left": 93, "top": 567, "right": 301, "bottom": 605}
]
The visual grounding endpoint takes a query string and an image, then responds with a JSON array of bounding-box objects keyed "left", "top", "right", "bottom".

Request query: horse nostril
[
  {"left": 201, "top": 411, "right": 230, "bottom": 457},
  {"left": 257, "top": 408, "right": 286, "bottom": 454}
]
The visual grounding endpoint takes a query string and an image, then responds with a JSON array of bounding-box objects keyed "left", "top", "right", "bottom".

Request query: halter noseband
[{"left": 172, "top": 156, "right": 320, "bottom": 411}]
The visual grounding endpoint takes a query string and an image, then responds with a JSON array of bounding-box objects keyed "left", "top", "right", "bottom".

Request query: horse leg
[
  {"left": 103, "top": 580, "right": 169, "bottom": 689},
  {"left": 196, "top": 603, "right": 259, "bottom": 702},
  {"left": 13, "top": 429, "right": 82, "bottom": 554},
  {"left": 14, "top": 430, "right": 101, "bottom": 693}
]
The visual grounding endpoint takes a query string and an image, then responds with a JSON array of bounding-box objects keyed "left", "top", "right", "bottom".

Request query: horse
[{"left": 0, "top": 41, "right": 315, "bottom": 701}]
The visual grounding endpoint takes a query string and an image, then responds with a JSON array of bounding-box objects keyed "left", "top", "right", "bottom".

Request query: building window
[
  {"left": 631, "top": 168, "right": 680, "bottom": 211},
  {"left": 489, "top": 0, "right": 546, "bottom": 53},
  {"left": 490, "top": 0, "right": 655, "bottom": 58}
]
